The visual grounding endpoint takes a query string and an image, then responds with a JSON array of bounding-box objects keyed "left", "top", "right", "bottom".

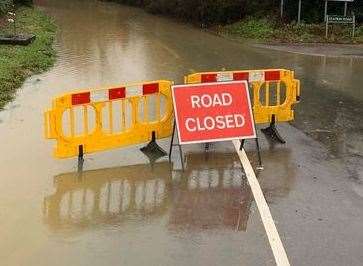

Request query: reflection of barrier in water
[
  {"left": 43, "top": 162, "right": 172, "bottom": 231},
  {"left": 44, "top": 149, "right": 294, "bottom": 233},
  {"left": 169, "top": 152, "right": 253, "bottom": 231}
]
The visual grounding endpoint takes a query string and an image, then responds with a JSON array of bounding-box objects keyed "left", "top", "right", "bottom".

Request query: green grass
[
  {"left": 223, "top": 17, "right": 363, "bottom": 44},
  {"left": 0, "top": 6, "right": 56, "bottom": 109},
  {"left": 223, "top": 17, "right": 275, "bottom": 40}
]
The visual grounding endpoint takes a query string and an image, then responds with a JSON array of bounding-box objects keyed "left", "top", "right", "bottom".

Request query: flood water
[{"left": 1, "top": 0, "right": 362, "bottom": 265}]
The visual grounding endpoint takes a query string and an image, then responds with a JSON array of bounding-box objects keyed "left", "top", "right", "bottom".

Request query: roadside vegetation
[
  {"left": 0, "top": 4, "right": 56, "bottom": 109},
  {"left": 221, "top": 17, "right": 363, "bottom": 44},
  {"left": 110, "top": 0, "right": 362, "bottom": 44}
]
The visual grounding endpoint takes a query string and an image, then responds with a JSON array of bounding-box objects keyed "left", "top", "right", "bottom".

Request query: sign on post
[
  {"left": 324, "top": 0, "right": 354, "bottom": 21},
  {"left": 325, "top": 14, "right": 356, "bottom": 38},
  {"left": 327, "top": 15, "right": 354, "bottom": 23},
  {"left": 171, "top": 81, "right": 256, "bottom": 144}
]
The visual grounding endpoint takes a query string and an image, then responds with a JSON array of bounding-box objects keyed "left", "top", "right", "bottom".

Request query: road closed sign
[{"left": 172, "top": 81, "right": 256, "bottom": 144}]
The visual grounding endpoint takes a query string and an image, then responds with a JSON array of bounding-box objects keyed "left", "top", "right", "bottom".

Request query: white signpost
[{"left": 324, "top": 0, "right": 356, "bottom": 38}]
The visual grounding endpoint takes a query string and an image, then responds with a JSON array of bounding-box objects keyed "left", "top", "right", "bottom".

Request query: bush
[
  {"left": 115, "top": 0, "right": 247, "bottom": 25},
  {"left": 224, "top": 17, "right": 275, "bottom": 39},
  {"left": 200, "top": 0, "right": 246, "bottom": 25},
  {"left": 14, "top": 0, "right": 33, "bottom": 6},
  {"left": 0, "top": 0, "right": 13, "bottom": 16}
]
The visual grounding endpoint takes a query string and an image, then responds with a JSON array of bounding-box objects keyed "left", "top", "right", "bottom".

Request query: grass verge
[
  {"left": 220, "top": 17, "right": 363, "bottom": 44},
  {"left": 0, "top": 6, "right": 56, "bottom": 109}
]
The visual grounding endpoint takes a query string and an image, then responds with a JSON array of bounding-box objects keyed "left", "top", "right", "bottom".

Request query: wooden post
[
  {"left": 344, "top": 2, "right": 347, "bottom": 16},
  {"left": 324, "top": 0, "right": 328, "bottom": 22},
  {"left": 298, "top": 0, "right": 302, "bottom": 24},
  {"left": 280, "top": 0, "right": 284, "bottom": 18}
]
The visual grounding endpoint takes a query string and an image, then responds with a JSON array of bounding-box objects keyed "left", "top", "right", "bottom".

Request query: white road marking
[{"left": 232, "top": 140, "right": 290, "bottom": 266}]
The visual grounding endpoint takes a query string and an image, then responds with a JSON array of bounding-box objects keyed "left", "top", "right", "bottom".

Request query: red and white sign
[{"left": 172, "top": 81, "right": 256, "bottom": 144}]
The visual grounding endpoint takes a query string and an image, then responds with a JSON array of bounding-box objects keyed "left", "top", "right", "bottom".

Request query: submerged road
[{"left": 0, "top": 0, "right": 362, "bottom": 265}]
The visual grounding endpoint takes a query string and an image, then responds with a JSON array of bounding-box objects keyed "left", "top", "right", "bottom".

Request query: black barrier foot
[
  {"left": 140, "top": 131, "right": 167, "bottom": 164},
  {"left": 239, "top": 139, "right": 245, "bottom": 151},
  {"left": 255, "top": 138, "right": 264, "bottom": 171},
  {"left": 78, "top": 145, "right": 84, "bottom": 160},
  {"left": 261, "top": 115, "right": 286, "bottom": 144}
]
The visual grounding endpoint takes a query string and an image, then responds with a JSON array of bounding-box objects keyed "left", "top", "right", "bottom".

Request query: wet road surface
[{"left": 0, "top": 0, "right": 362, "bottom": 265}]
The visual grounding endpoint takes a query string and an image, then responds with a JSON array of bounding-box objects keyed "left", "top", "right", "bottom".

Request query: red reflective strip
[
  {"left": 233, "top": 72, "right": 249, "bottom": 81},
  {"left": 201, "top": 74, "right": 217, "bottom": 83},
  {"left": 265, "top": 71, "right": 280, "bottom": 81},
  {"left": 143, "top": 83, "right": 159, "bottom": 95},
  {"left": 72, "top": 92, "right": 90, "bottom": 105},
  {"left": 109, "top": 87, "right": 125, "bottom": 100}
]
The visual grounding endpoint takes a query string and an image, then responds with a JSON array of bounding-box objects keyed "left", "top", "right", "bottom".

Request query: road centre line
[{"left": 232, "top": 140, "right": 290, "bottom": 266}]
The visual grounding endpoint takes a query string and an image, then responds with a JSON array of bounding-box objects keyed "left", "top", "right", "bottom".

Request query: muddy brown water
[{"left": 0, "top": 0, "right": 362, "bottom": 265}]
